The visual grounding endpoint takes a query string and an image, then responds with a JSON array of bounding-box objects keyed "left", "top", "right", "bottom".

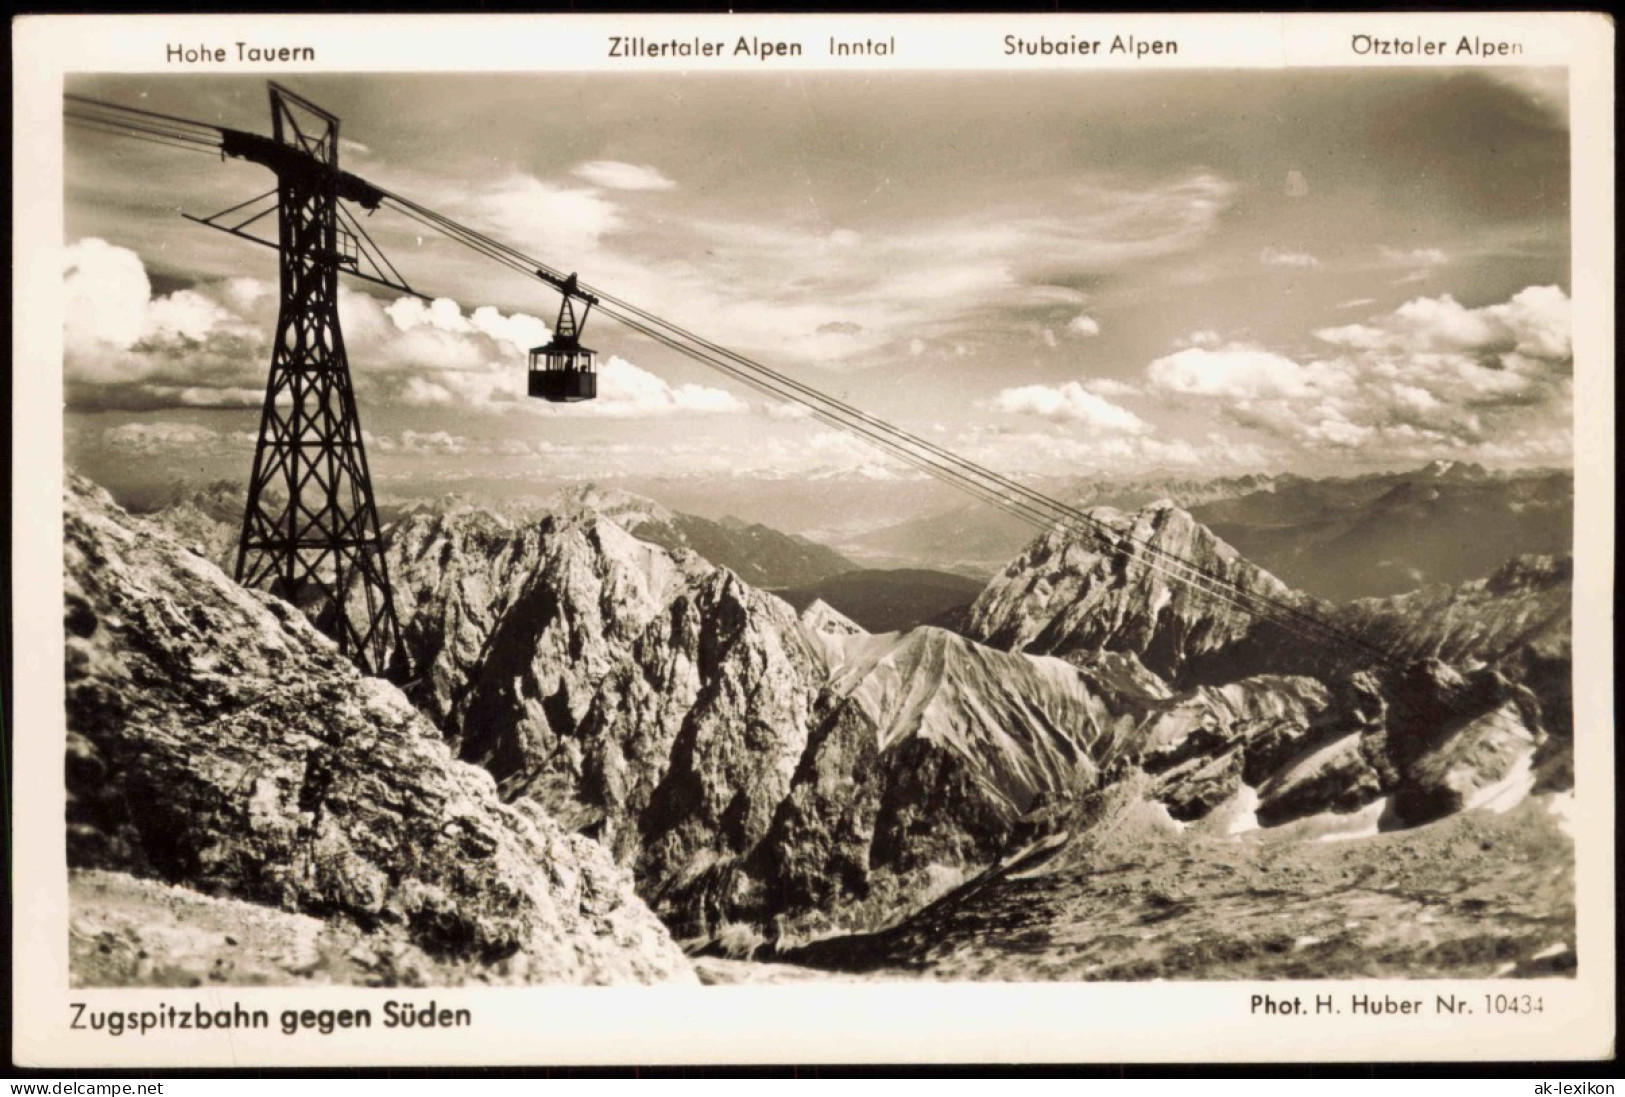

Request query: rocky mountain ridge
[
  {"left": 963, "top": 501, "right": 1311, "bottom": 685},
  {"left": 381, "top": 494, "right": 1566, "bottom": 951},
  {"left": 386, "top": 503, "right": 1125, "bottom": 941},
  {"left": 1192, "top": 467, "right": 1573, "bottom": 600},
  {"left": 774, "top": 567, "right": 987, "bottom": 633},
  {"left": 93, "top": 470, "right": 1573, "bottom": 977},
  {"left": 64, "top": 474, "right": 694, "bottom": 985}
]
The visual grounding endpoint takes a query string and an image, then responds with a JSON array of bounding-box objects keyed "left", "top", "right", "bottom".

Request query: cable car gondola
[{"left": 529, "top": 271, "right": 598, "bottom": 403}]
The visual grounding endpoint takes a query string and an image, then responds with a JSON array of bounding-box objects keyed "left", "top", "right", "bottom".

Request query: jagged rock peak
[
  {"left": 828, "top": 627, "right": 1118, "bottom": 772},
  {"left": 387, "top": 502, "right": 713, "bottom": 778},
  {"left": 537, "top": 558, "right": 831, "bottom": 891},
  {"left": 965, "top": 500, "right": 1304, "bottom": 683},
  {"left": 62, "top": 472, "right": 695, "bottom": 985}
]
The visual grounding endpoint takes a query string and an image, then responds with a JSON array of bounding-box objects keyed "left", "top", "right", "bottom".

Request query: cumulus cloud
[
  {"left": 64, "top": 237, "right": 152, "bottom": 350},
  {"left": 350, "top": 299, "right": 744, "bottom": 418},
  {"left": 1144, "top": 286, "right": 1572, "bottom": 462},
  {"left": 579, "top": 356, "right": 748, "bottom": 418},
  {"left": 64, "top": 239, "right": 743, "bottom": 420},
  {"left": 385, "top": 296, "right": 551, "bottom": 351},
  {"left": 991, "top": 382, "right": 1149, "bottom": 434},
  {"left": 1314, "top": 286, "right": 1570, "bottom": 362},
  {"left": 1083, "top": 377, "right": 1140, "bottom": 398},
  {"left": 1259, "top": 247, "right": 1320, "bottom": 268},
  {"left": 1148, "top": 346, "right": 1329, "bottom": 400},
  {"left": 1066, "top": 314, "right": 1101, "bottom": 337},
  {"left": 572, "top": 160, "right": 676, "bottom": 191},
  {"left": 64, "top": 238, "right": 272, "bottom": 409},
  {"left": 331, "top": 291, "right": 553, "bottom": 411}
]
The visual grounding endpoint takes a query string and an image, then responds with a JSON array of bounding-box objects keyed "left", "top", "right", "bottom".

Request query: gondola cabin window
[{"left": 528, "top": 340, "right": 597, "bottom": 402}]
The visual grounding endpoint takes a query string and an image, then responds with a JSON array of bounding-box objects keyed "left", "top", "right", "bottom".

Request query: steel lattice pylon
[{"left": 233, "top": 85, "right": 406, "bottom": 678}]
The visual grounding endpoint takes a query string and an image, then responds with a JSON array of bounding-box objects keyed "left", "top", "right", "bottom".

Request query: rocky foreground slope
[
  {"left": 780, "top": 776, "right": 1575, "bottom": 981},
  {"left": 65, "top": 475, "right": 694, "bottom": 986}
]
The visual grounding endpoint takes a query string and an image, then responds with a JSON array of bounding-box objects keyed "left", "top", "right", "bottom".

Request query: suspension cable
[
  {"left": 371, "top": 188, "right": 1402, "bottom": 668},
  {"left": 600, "top": 303, "right": 1392, "bottom": 666}
]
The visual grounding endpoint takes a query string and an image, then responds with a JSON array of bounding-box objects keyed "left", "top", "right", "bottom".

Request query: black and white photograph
[{"left": 11, "top": 12, "right": 1615, "bottom": 1068}]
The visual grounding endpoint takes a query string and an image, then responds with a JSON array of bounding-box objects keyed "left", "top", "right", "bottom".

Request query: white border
[{"left": 11, "top": 11, "right": 1615, "bottom": 1067}]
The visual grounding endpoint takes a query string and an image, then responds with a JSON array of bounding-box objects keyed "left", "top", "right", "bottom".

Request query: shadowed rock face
[
  {"left": 1332, "top": 554, "right": 1572, "bottom": 738},
  {"left": 64, "top": 475, "right": 694, "bottom": 985},
  {"left": 390, "top": 509, "right": 1131, "bottom": 940},
  {"left": 558, "top": 569, "right": 831, "bottom": 894},
  {"left": 388, "top": 508, "right": 710, "bottom": 781}
]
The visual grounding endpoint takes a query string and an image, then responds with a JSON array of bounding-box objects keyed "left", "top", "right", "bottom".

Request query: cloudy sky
[{"left": 63, "top": 69, "right": 1571, "bottom": 500}]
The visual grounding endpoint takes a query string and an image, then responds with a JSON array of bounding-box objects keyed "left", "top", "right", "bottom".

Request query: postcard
[{"left": 10, "top": 11, "right": 1614, "bottom": 1067}]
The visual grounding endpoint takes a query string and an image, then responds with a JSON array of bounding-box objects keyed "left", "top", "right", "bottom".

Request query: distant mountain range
[
  {"left": 1191, "top": 462, "right": 1573, "bottom": 601},
  {"left": 136, "top": 461, "right": 1574, "bottom": 607},
  {"left": 843, "top": 463, "right": 1573, "bottom": 601},
  {"left": 841, "top": 473, "right": 1277, "bottom": 576}
]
